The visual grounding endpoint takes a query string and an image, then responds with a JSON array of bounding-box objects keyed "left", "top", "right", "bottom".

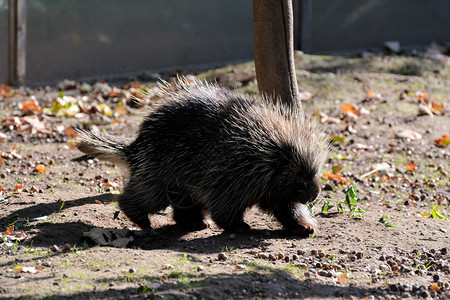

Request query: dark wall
[
  {"left": 25, "top": 0, "right": 254, "bottom": 84},
  {"left": 311, "top": 0, "right": 450, "bottom": 53},
  {"left": 0, "top": 0, "right": 8, "bottom": 84}
]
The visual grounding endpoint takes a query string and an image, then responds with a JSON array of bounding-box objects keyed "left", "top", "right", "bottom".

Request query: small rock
[
  {"left": 396, "top": 129, "right": 422, "bottom": 141},
  {"left": 297, "top": 249, "right": 305, "bottom": 255},
  {"left": 129, "top": 268, "right": 136, "bottom": 273},
  {"left": 356, "top": 252, "right": 364, "bottom": 259},
  {"left": 258, "top": 253, "right": 268, "bottom": 259},
  {"left": 383, "top": 41, "right": 401, "bottom": 53},
  {"left": 389, "top": 284, "right": 399, "bottom": 292},
  {"left": 0, "top": 132, "right": 6, "bottom": 142},
  {"left": 197, "top": 265, "right": 204, "bottom": 272},
  {"left": 61, "top": 244, "right": 71, "bottom": 252},
  {"left": 277, "top": 252, "right": 285, "bottom": 260},
  {"left": 401, "top": 292, "right": 410, "bottom": 298},
  {"left": 49, "top": 245, "right": 61, "bottom": 253},
  {"left": 296, "top": 263, "right": 308, "bottom": 269},
  {"left": 145, "top": 282, "right": 161, "bottom": 290},
  {"left": 292, "top": 254, "right": 299, "bottom": 261},
  {"left": 217, "top": 253, "right": 228, "bottom": 261},
  {"left": 317, "top": 270, "right": 332, "bottom": 277}
]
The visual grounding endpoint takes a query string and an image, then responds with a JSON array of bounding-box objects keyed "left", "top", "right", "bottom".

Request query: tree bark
[{"left": 253, "top": 0, "right": 299, "bottom": 108}]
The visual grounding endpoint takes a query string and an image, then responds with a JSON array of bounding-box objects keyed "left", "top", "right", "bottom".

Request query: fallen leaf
[
  {"left": 64, "top": 127, "right": 77, "bottom": 137},
  {"left": 23, "top": 116, "right": 50, "bottom": 134},
  {"left": 4, "top": 225, "right": 14, "bottom": 235},
  {"left": 21, "top": 96, "right": 42, "bottom": 114},
  {"left": 430, "top": 284, "right": 439, "bottom": 291},
  {"left": 14, "top": 183, "right": 23, "bottom": 193},
  {"left": 15, "top": 266, "right": 39, "bottom": 273},
  {"left": 95, "top": 200, "right": 102, "bottom": 204},
  {"left": 0, "top": 132, "right": 6, "bottom": 142},
  {"left": 414, "top": 91, "right": 428, "bottom": 100},
  {"left": 434, "top": 135, "right": 449, "bottom": 147},
  {"left": 323, "top": 172, "right": 349, "bottom": 184},
  {"left": 340, "top": 104, "right": 360, "bottom": 116},
  {"left": 0, "top": 83, "right": 11, "bottom": 92},
  {"left": 35, "top": 165, "right": 46, "bottom": 173},
  {"left": 418, "top": 103, "right": 434, "bottom": 117},
  {"left": 407, "top": 162, "right": 417, "bottom": 171},
  {"left": 337, "top": 273, "right": 347, "bottom": 283}
]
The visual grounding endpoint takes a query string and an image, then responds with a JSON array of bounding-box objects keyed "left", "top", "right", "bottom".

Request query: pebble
[
  {"left": 61, "top": 244, "right": 71, "bottom": 252},
  {"left": 217, "top": 253, "right": 228, "bottom": 261},
  {"left": 297, "top": 249, "right": 305, "bottom": 255},
  {"left": 50, "top": 245, "right": 61, "bottom": 253},
  {"left": 145, "top": 282, "right": 161, "bottom": 290},
  {"left": 401, "top": 292, "right": 410, "bottom": 298},
  {"left": 317, "top": 270, "right": 332, "bottom": 277},
  {"left": 258, "top": 253, "right": 268, "bottom": 259}
]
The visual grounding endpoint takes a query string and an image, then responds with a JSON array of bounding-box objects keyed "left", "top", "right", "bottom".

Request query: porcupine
[{"left": 76, "top": 79, "right": 328, "bottom": 235}]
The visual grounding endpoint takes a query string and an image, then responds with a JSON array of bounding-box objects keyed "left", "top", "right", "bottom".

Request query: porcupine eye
[{"left": 298, "top": 181, "right": 308, "bottom": 192}]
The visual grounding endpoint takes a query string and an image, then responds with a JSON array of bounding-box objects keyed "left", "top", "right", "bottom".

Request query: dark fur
[{"left": 76, "top": 79, "right": 328, "bottom": 235}]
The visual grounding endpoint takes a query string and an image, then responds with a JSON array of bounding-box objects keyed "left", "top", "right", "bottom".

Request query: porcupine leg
[
  {"left": 170, "top": 192, "right": 207, "bottom": 230},
  {"left": 118, "top": 177, "right": 169, "bottom": 231},
  {"left": 210, "top": 203, "right": 250, "bottom": 233},
  {"left": 273, "top": 203, "right": 316, "bottom": 236},
  {"left": 173, "top": 204, "right": 207, "bottom": 230}
]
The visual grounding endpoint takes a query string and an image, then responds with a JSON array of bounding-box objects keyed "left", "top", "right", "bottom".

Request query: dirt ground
[{"left": 0, "top": 50, "right": 449, "bottom": 299}]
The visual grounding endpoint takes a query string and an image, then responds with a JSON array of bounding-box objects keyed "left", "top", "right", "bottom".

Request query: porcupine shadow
[{"left": 76, "top": 79, "right": 328, "bottom": 236}]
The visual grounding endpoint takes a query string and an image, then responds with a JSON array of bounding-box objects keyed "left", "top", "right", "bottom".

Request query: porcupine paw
[
  {"left": 287, "top": 223, "right": 315, "bottom": 237},
  {"left": 173, "top": 208, "right": 208, "bottom": 230},
  {"left": 225, "top": 221, "right": 251, "bottom": 234},
  {"left": 142, "top": 227, "right": 159, "bottom": 236},
  {"left": 176, "top": 219, "right": 209, "bottom": 230}
]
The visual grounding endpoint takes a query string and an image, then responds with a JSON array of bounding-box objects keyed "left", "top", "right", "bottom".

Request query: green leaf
[
  {"left": 321, "top": 201, "right": 333, "bottom": 213},
  {"left": 330, "top": 136, "right": 345, "bottom": 145}
]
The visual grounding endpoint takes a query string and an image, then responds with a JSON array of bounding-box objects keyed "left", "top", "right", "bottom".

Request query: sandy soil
[{"left": 0, "top": 52, "right": 449, "bottom": 299}]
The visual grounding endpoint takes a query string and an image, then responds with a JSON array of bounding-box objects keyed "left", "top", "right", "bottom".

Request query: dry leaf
[
  {"left": 21, "top": 97, "right": 42, "bottom": 114},
  {"left": 36, "top": 165, "right": 46, "bottom": 173},
  {"left": 407, "top": 162, "right": 417, "bottom": 171},
  {"left": 434, "top": 135, "right": 449, "bottom": 147},
  {"left": 340, "top": 104, "right": 360, "bottom": 116},
  {"left": 0, "top": 132, "right": 6, "bottom": 142},
  {"left": 64, "top": 127, "right": 77, "bottom": 137},
  {"left": 4, "top": 225, "right": 14, "bottom": 235},
  {"left": 23, "top": 116, "right": 50, "bottom": 134},
  {"left": 337, "top": 273, "right": 347, "bottom": 283}
]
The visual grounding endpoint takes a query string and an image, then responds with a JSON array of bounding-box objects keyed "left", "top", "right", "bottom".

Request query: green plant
[{"left": 378, "top": 215, "right": 395, "bottom": 227}]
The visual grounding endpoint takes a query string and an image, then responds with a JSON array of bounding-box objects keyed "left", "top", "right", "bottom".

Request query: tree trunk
[{"left": 253, "top": 0, "right": 299, "bottom": 108}]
